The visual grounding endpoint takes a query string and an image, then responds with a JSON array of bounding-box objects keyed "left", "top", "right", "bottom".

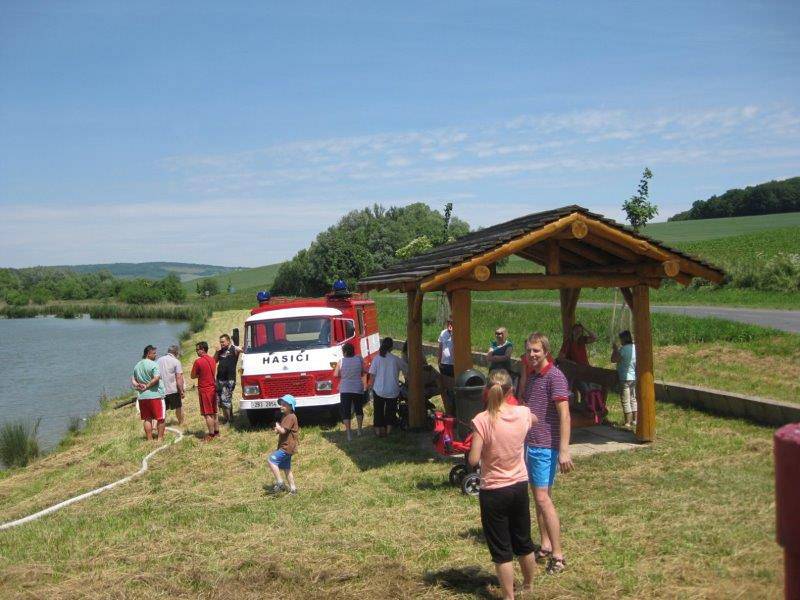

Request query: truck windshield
[{"left": 245, "top": 317, "right": 331, "bottom": 353}]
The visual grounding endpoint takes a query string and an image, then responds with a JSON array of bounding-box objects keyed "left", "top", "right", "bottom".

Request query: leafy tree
[
  {"left": 272, "top": 203, "right": 470, "bottom": 296},
  {"left": 55, "top": 278, "right": 88, "bottom": 300},
  {"left": 669, "top": 176, "right": 800, "bottom": 221},
  {"left": 396, "top": 236, "right": 434, "bottom": 259},
  {"left": 30, "top": 285, "right": 53, "bottom": 305},
  {"left": 157, "top": 273, "right": 187, "bottom": 303},
  {"left": 622, "top": 167, "right": 658, "bottom": 231},
  {"left": 271, "top": 249, "right": 313, "bottom": 297},
  {"left": 195, "top": 277, "right": 220, "bottom": 297},
  {"left": 0, "top": 269, "right": 21, "bottom": 300}
]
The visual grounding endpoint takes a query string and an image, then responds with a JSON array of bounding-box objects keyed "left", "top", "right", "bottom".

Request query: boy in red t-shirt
[{"left": 191, "top": 341, "right": 218, "bottom": 441}]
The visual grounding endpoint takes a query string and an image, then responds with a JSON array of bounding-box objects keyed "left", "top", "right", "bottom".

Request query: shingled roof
[{"left": 357, "top": 205, "right": 724, "bottom": 292}]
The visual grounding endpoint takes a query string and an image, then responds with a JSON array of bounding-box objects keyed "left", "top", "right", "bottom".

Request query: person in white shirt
[
  {"left": 367, "top": 337, "right": 408, "bottom": 437},
  {"left": 156, "top": 344, "right": 185, "bottom": 425},
  {"left": 438, "top": 318, "right": 455, "bottom": 414}
]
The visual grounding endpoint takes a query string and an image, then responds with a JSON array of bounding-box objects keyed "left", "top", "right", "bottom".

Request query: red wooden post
[{"left": 775, "top": 422, "right": 800, "bottom": 600}]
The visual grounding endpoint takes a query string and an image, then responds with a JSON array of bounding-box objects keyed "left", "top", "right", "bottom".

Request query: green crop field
[
  {"left": 676, "top": 227, "right": 799, "bottom": 266},
  {"left": 641, "top": 211, "right": 800, "bottom": 243}
]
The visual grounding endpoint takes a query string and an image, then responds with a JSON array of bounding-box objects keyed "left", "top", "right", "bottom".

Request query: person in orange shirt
[{"left": 469, "top": 377, "right": 538, "bottom": 599}]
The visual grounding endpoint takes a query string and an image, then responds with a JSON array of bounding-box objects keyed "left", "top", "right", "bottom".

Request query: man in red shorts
[
  {"left": 191, "top": 341, "right": 218, "bottom": 441},
  {"left": 131, "top": 344, "right": 166, "bottom": 441}
]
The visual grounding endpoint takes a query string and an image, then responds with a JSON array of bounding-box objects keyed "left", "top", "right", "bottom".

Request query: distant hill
[
  {"left": 58, "top": 262, "right": 241, "bottom": 282},
  {"left": 668, "top": 177, "right": 800, "bottom": 221}
]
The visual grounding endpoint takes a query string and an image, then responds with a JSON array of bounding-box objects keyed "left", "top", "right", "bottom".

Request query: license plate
[{"left": 251, "top": 400, "right": 279, "bottom": 408}]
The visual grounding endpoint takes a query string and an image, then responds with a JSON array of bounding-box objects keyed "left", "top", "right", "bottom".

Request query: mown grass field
[
  {"left": 373, "top": 295, "right": 800, "bottom": 405},
  {"left": 0, "top": 310, "right": 783, "bottom": 599}
]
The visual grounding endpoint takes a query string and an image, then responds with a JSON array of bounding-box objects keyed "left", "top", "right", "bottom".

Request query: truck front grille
[{"left": 262, "top": 376, "right": 315, "bottom": 399}]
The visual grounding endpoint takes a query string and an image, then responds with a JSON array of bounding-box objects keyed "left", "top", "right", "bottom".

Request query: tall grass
[
  {"left": 0, "top": 302, "right": 210, "bottom": 322},
  {"left": 0, "top": 418, "right": 41, "bottom": 468}
]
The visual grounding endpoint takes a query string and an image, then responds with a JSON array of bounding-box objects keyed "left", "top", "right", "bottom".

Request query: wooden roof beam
[
  {"left": 419, "top": 212, "right": 581, "bottom": 292},
  {"left": 445, "top": 273, "right": 662, "bottom": 292},
  {"left": 583, "top": 217, "right": 724, "bottom": 284},
  {"left": 563, "top": 260, "right": 680, "bottom": 278},
  {"left": 559, "top": 239, "right": 615, "bottom": 265},
  {"left": 583, "top": 219, "right": 670, "bottom": 262},
  {"left": 582, "top": 233, "right": 643, "bottom": 263},
  {"left": 521, "top": 245, "right": 587, "bottom": 268}
]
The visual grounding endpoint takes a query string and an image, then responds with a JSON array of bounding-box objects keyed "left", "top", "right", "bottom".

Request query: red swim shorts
[
  {"left": 198, "top": 387, "right": 217, "bottom": 416},
  {"left": 138, "top": 398, "right": 165, "bottom": 422}
]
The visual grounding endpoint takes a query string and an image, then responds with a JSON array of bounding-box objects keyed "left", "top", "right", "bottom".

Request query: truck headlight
[
  {"left": 316, "top": 380, "right": 333, "bottom": 392},
  {"left": 243, "top": 385, "right": 260, "bottom": 397}
]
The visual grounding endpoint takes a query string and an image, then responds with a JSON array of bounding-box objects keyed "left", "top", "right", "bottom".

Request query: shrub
[
  {"left": 0, "top": 418, "right": 40, "bottom": 468},
  {"left": 728, "top": 253, "right": 800, "bottom": 292},
  {"left": 30, "top": 285, "right": 53, "bottom": 305},
  {"left": 5, "top": 290, "right": 29, "bottom": 306},
  {"left": 118, "top": 280, "right": 163, "bottom": 304},
  {"left": 196, "top": 278, "right": 220, "bottom": 297}
]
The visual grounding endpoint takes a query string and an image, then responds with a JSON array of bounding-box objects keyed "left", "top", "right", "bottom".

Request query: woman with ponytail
[
  {"left": 468, "top": 379, "right": 538, "bottom": 599},
  {"left": 367, "top": 337, "right": 407, "bottom": 437}
]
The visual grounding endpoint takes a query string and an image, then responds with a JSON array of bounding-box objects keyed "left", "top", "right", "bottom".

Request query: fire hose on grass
[{"left": 0, "top": 424, "right": 184, "bottom": 531}]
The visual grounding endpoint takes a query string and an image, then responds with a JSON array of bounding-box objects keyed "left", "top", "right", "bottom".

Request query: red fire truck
[{"left": 237, "top": 288, "right": 380, "bottom": 425}]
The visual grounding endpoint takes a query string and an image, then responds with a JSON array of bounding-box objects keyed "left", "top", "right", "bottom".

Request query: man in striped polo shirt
[{"left": 522, "top": 332, "right": 573, "bottom": 575}]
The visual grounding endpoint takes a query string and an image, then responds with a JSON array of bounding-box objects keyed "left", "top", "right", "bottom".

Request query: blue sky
[{"left": 1, "top": 1, "right": 798, "bottom": 268}]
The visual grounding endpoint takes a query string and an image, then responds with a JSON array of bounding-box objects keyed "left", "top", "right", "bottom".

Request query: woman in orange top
[{"left": 469, "top": 377, "right": 538, "bottom": 599}]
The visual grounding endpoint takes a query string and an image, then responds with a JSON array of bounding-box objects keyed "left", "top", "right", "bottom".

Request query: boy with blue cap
[{"left": 267, "top": 395, "right": 299, "bottom": 494}]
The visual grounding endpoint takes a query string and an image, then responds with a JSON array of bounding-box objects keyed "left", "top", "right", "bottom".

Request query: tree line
[
  {"left": 0, "top": 268, "right": 187, "bottom": 306},
  {"left": 272, "top": 203, "right": 470, "bottom": 296},
  {"left": 669, "top": 177, "right": 800, "bottom": 221}
]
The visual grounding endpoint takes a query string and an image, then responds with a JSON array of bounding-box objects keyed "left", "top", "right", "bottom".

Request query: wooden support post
[
  {"left": 546, "top": 239, "right": 561, "bottom": 275},
  {"left": 620, "top": 287, "right": 634, "bottom": 311},
  {"left": 406, "top": 289, "right": 426, "bottom": 428},
  {"left": 450, "top": 288, "right": 473, "bottom": 377},
  {"left": 632, "top": 285, "right": 655, "bottom": 442},
  {"left": 559, "top": 288, "right": 582, "bottom": 350}
]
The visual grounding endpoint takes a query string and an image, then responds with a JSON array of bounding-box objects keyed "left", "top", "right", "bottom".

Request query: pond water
[{"left": 0, "top": 315, "right": 187, "bottom": 451}]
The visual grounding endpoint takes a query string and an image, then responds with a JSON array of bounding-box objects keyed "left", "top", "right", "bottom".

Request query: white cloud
[
  {"left": 162, "top": 105, "right": 798, "bottom": 196},
  {"left": 5, "top": 104, "right": 798, "bottom": 267}
]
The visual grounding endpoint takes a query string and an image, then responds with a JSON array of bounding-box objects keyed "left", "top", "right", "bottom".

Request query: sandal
[
  {"left": 546, "top": 556, "right": 567, "bottom": 575},
  {"left": 534, "top": 546, "right": 552, "bottom": 564}
]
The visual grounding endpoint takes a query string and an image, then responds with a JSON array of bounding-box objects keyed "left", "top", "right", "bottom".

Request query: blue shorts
[
  {"left": 526, "top": 446, "right": 559, "bottom": 488},
  {"left": 268, "top": 449, "right": 292, "bottom": 470}
]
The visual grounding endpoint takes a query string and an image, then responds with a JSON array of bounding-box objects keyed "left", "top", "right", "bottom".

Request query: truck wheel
[
  {"left": 246, "top": 410, "right": 270, "bottom": 428},
  {"left": 328, "top": 407, "right": 341, "bottom": 425}
]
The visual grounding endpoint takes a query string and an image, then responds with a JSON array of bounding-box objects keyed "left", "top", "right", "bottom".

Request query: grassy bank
[
  {"left": 0, "top": 301, "right": 210, "bottom": 323},
  {"left": 0, "top": 308, "right": 782, "bottom": 598}
]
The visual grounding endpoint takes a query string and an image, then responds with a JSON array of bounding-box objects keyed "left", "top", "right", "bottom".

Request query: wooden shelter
[{"left": 357, "top": 206, "right": 725, "bottom": 442}]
